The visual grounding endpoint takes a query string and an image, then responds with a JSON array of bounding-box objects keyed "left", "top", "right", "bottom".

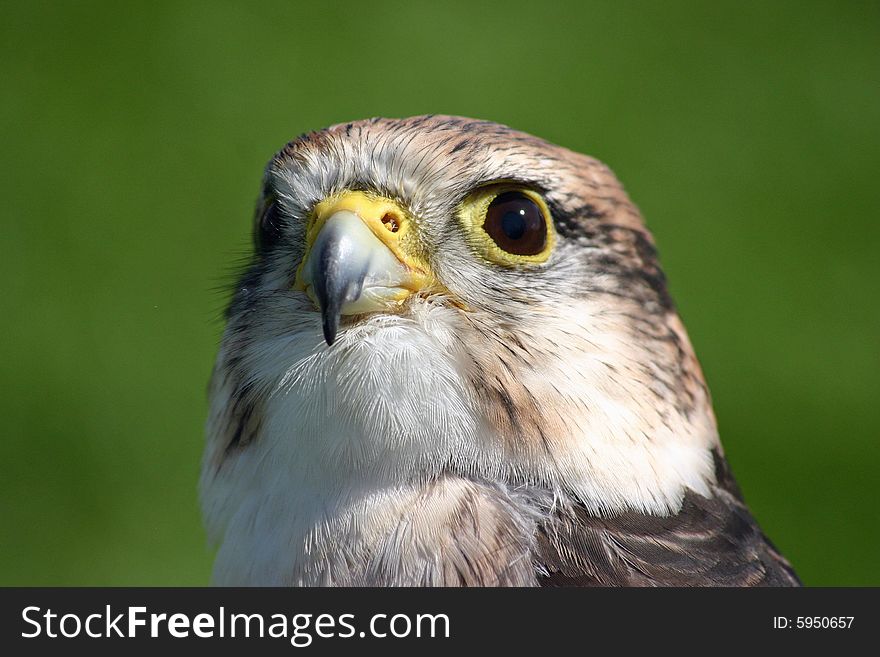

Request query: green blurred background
[{"left": 2, "top": 0, "right": 878, "bottom": 586}]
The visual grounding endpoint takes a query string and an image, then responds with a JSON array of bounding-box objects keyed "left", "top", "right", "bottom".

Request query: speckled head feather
[{"left": 200, "top": 115, "right": 798, "bottom": 587}]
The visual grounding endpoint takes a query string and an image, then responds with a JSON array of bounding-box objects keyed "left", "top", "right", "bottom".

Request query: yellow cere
[
  {"left": 294, "top": 190, "right": 433, "bottom": 291},
  {"left": 457, "top": 185, "right": 556, "bottom": 267}
]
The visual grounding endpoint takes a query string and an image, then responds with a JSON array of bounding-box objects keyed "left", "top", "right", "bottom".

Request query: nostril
[{"left": 381, "top": 213, "right": 400, "bottom": 233}]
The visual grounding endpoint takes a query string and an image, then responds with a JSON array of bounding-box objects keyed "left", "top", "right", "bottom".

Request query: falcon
[{"left": 200, "top": 115, "right": 800, "bottom": 586}]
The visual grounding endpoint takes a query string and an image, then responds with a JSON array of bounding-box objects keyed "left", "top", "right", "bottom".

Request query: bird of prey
[{"left": 200, "top": 115, "right": 800, "bottom": 586}]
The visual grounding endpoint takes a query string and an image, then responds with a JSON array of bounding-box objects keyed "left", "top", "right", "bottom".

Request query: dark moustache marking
[
  {"left": 224, "top": 394, "right": 262, "bottom": 456},
  {"left": 216, "top": 329, "right": 264, "bottom": 458},
  {"left": 566, "top": 221, "right": 676, "bottom": 313},
  {"left": 547, "top": 200, "right": 607, "bottom": 237},
  {"left": 216, "top": 272, "right": 271, "bottom": 459},
  {"left": 546, "top": 197, "right": 674, "bottom": 315}
]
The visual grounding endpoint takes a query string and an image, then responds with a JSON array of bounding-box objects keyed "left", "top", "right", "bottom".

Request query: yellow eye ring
[{"left": 458, "top": 186, "right": 556, "bottom": 266}]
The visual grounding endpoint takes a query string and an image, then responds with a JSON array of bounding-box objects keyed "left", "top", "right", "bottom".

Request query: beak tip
[{"left": 321, "top": 314, "right": 339, "bottom": 347}]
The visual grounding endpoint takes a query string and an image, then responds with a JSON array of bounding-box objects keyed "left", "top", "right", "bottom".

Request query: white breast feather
[{"left": 201, "top": 300, "right": 717, "bottom": 584}]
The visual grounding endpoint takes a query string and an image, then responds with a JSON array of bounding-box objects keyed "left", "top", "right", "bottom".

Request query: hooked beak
[{"left": 293, "top": 192, "right": 431, "bottom": 346}]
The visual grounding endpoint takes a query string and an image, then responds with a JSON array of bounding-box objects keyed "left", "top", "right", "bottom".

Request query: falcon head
[{"left": 203, "top": 115, "right": 719, "bottom": 541}]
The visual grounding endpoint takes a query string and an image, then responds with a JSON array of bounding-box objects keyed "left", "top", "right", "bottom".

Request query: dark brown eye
[{"left": 482, "top": 191, "right": 547, "bottom": 256}]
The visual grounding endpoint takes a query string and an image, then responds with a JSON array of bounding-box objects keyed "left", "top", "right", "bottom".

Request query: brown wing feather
[{"left": 535, "top": 449, "right": 801, "bottom": 587}]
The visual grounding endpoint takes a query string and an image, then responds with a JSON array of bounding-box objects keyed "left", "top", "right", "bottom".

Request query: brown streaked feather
[
  {"left": 366, "top": 479, "right": 538, "bottom": 587},
  {"left": 535, "top": 449, "right": 801, "bottom": 587}
]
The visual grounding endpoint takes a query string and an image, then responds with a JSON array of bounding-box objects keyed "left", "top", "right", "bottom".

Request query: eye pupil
[
  {"left": 482, "top": 191, "right": 548, "bottom": 256},
  {"left": 501, "top": 210, "right": 527, "bottom": 240}
]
